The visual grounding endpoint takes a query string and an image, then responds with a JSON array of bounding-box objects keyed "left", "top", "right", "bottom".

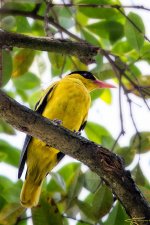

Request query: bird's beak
[{"left": 94, "top": 80, "right": 116, "bottom": 89}]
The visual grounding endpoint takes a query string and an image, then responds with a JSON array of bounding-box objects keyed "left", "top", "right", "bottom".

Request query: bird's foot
[
  {"left": 74, "top": 130, "right": 81, "bottom": 136},
  {"left": 53, "top": 119, "right": 62, "bottom": 125}
]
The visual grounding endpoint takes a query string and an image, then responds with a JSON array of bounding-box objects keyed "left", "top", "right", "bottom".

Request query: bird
[{"left": 18, "top": 71, "right": 115, "bottom": 208}]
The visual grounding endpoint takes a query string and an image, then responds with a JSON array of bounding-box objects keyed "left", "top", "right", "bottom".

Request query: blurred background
[{"left": 0, "top": 0, "right": 150, "bottom": 224}]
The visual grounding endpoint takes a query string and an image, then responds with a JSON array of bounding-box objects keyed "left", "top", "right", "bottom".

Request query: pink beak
[{"left": 94, "top": 80, "right": 116, "bottom": 89}]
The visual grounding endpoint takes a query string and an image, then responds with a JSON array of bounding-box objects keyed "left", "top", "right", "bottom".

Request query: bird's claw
[
  {"left": 74, "top": 130, "right": 81, "bottom": 136},
  {"left": 53, "top": 119, "right": 62, "bottom": 125}
]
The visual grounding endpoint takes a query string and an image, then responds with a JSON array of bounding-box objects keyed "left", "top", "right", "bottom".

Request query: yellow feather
[{"left": 20, "top": 73, "right": 100, "bottom": 207}]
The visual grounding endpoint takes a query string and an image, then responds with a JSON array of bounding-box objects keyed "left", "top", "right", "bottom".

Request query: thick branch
[
  {"left": 0, "top": 30, "right": 97, "bottom": 63},
  {"left": 0, "top": 90, "right": 150, "bottom": 224}
]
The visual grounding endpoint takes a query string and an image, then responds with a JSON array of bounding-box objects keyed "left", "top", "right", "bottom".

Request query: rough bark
[
  {"left": 0, "top": 90, "right": 150, "bottom": 224},
  {"left": 0, "top": 30, "right": 98, "bottom": 64}
]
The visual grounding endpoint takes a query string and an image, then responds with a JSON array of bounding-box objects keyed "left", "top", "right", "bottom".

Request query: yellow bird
[{"left": 18, "top": 71, "right": 115, "bottom": 208}]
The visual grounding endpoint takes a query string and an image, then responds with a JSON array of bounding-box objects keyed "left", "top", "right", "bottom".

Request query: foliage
[{"left": 0, "top": 0, "right": 150, "bottom": 224}]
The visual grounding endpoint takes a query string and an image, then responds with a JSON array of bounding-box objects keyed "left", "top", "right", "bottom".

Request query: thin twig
[
  {"left": 40, "top": 3, "right": 150, "bottom": 11},
  {"left": 0, "top": 48, "right": 2, "bottom": 87},
  {"left": 59, "top": 55, "right": 67, "bottom": 78},
  {"left": 106, "top": 56, "right": 125, "bottom": 150},
  {"left": 117, "top": 8, "right": 150, "bottom": 43},
  {"left": 125, "top": 93, "right": 142, "bottom": 155},
  {"left": 104, "top": 53, "right": 150, "bottom": 110},
  {"left": 0, "top": 8, "right": 83, "bottom": 42},
  {"left": 62, "top": 214, "right": 95, "bottom": 225},
  {"left": 112, "top": 78, "right": 125, "bottom": 151},
  {"left": 100, "top": 50, "right": 148, "bottom": 154},
  {"left": 32, "top": 3, "right": 42, "bottom": 14},
  {"left": 44, "top": 0, "right": 54, "bottom": 38}
]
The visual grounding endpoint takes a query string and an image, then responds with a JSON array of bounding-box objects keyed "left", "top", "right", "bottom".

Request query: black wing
[
  {"left": 18, "top": 135, "right": 32, "bottom": 178},
  {"left": 79, "top": 120, "right": 87, "bottom": 132},
  {"left": 18, "top": 85, "right": 56, "bottom": 179}
]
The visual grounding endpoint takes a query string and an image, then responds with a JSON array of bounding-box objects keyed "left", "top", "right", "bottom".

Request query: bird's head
[{"left": 67, "top": 71, "right": 115, "bottom": 92}]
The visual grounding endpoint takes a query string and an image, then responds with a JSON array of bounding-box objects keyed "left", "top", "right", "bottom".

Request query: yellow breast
[{"left": 42, "top": 78, "right": 91, "bottom": 131}]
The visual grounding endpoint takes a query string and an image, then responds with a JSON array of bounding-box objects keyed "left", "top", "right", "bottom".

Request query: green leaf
[
  {"left": 125, "top": 12, "right": 145, "bottom": 52},
  {"left": 0, "top": 119, "right": 16, "bottom": 135},
  {"left": 125, "top": 76, "right": 150, "bottom": 98},
  {"left": 67, "top": 168, "right": 83, "bottom": 204},
  {"left": 1, "top": 16, "right": 16, "bottom": 31},
  {"left": 138, "top": 185, "right": 150, "bottom": 203},
  {"left": 56, "top": 7, "right": 75, "bottom": 29},
  {"left": 87, "top": 21, "right": 124, "bottom": 43},
  {"left": 81, "top": 29, "right": 100, "bottom": 46},
  {"left": 4, "top": 2, "right": 34, "bottom": 12},
  {"left": 12, "top": 48, "right": 35, "bottom": 77},
  {"left": 47, "top": 176, "right": 66, "bottom": 194},
  {"left": 100, "top": 89, "right": 112, "bottom": 104},
  {"left": 94, "top": 55, "right": 103, "bottom": 73},
  {"left": 28, "top": 90, "right": 41, "bottom": 109},
  {"left": 104, "top": 201, "right": 128, "bottom": 225},
  {"left": 133, "top": 164, "right": 146, "bottom": 186},
  {"left": 70, "top": 57, "right": 87, "bottom": 71},
  {"left": 76, "top": 222, "right": 91, "bottom": 225},
  {"left": 130, "top": 132, "right": 150, "bottom": 153},
  {"left": 115, "top": 146, "right": 136, "bottom": 166},
  {"left": 92, "top": 184, "right": 113, "bottom": 219},
  {"left": 0, "top": 203, "right": 24, "bottom": 225},
  {"left": 101, "top": 135, "right": 118, "bottom": 150},
  {"left": 47, "top": 163, "right": 81, "bottom": 195},
  {"left": 48, "top": 52, "right": 66, "bottom": 77},
  {"left": 0, "top": 196, "right": 7, "bottom": 211},
  {"left": 128, "top": 64, "right": 141, "bottom": 78},
  {"left": 0, "top": 139, "right": 20, "bottom": 167},
  {"left": 0, "top": 176, "right": 13, "bottom": 191},
  {"left": 78, "top": 0, "right": 122, "bottom": 20},
  {"left": 76, "top": 11, "right": 88, "bottom": 27},
  {"left": 85, "top": 121, "right": 110, "bottom": 144},
  {"left": 50, "top": 172, "right": 66, "bottom": 193},
  {"left": 16, "top": 16, "right": 31, "bottom": 33},
  {"left": 32, "top": 193, "right": 63, "bottom": 225},
  {"left": 76, "top": 199, "right": 97, "bottom": 221},
  {"left": 1, "top": 180, "right": 23, "bottom": 203},
  {"left": 13, "top": 72, "right": 40, "bottom": 90},
  {"left": 141, "top": 43, "right": 150, "bottom": 63},
  {"left": 32, "top": 20, "right": 45, "bottom": 36},
  {"left": 58, "top": 163, "right": 81, "bottom": 186},
  {"left": 16, "top": 89, "right": 28, "bottom": 102},
  {"left": 93, "top": 63, "right": 116, "bottom": 81},
  {"left": 112, "top": 40, "right": 133, "bottom": 55},
  {"left": 83, "top": 170, "right": 101, "bottom": 192},
  {"left": 2, "top": 50, "right": 13, "bottom": 87}
]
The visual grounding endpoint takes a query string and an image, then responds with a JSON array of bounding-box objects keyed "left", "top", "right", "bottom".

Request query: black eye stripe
[{"left": 68, "top": 71, "right": 96, "bottom": 80}]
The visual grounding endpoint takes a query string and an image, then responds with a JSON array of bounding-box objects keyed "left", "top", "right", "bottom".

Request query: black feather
[
  {"left": 79, "top": 120, "right": 87, "bottom": 131},
  {"left": 18, "top": 86, "right": 55, "bottom": 179},
  {"left": 18, "top": 135, "right": 32, "bottom": 179},
  {"left": 68, "top": 71, "right": 96, "bottom": 81}
]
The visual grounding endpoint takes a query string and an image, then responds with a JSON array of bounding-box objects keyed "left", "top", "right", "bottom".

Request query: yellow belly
[
  {"left": 43, "top": 79, "right": 90, "bottom": 131},
  {"left": 21, "top": 78, "right": 91, "bottom": 207},
  {"left": 27, "top": 78, "right": 90, "bottom": 179}
]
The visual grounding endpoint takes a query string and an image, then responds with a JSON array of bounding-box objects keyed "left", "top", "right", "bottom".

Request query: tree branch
[
  {"left": 0, "top": 30, "right": 97, "bottom": 64},
  {"left": 0, "top": 90, "right": 150, "bottom": 224},
  {"left": 117, "top": 8, "right": 150, "bottom": 43},
  {"left": 51, "top": 3, "right": 150, "bottom": 11},
  {"left": 0, "top": 7, "right": 83, "bottom": 42}
]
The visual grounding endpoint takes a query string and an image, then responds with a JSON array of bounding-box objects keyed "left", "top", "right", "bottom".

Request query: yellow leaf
[
  {"left": 100, "top": 89, "right": 112, "bottom": 104},
  {"left": 12, "top": 49, "right": 35, "bottom": 78}
]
